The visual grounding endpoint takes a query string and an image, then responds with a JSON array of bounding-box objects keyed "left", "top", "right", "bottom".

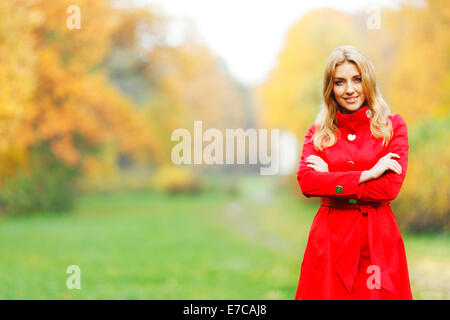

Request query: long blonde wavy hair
[{"left": 312, "top": 45, "right": 393, "bottom": 151}]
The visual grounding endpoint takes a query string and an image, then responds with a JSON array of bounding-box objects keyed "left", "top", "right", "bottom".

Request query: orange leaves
[
  {"left": 18, "top": 2, "right": 159, "bottom": 169},
  {"left": 2, "top": 1, "right": 164, "bottom": 178},
  {"left": 0, "top": 1, "right": 37, "bottom": 181},
  {"left": 51, "top": 136, "right": 80, "bottom": 166},
  {"left": 0, "top": 1, "right": 247, "bottom": 182}
]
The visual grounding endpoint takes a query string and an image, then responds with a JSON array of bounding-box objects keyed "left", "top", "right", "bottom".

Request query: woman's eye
[
  {"left": 335, "top": 80, "right": 343, "bottom": 85},
  {"left": 354, "top": 78, "right": 361, "bottom": 83}
]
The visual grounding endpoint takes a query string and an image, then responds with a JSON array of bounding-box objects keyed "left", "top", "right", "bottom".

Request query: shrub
[
  {"left": 150, "top": 165, "right": 203, "bottom": 194},
  {"left": 394, "top": 116, "right": 450, "bottom": 232},
  {"left": 0, "top": 155, "right": 78, "bottom": 215}
]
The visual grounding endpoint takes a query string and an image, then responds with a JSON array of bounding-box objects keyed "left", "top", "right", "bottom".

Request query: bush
[
  {"left": 151, "top": 165, "right": 203, "bottom": 194},
  {"left": 394, "top": 116, "right": 450, "bottom": 232},
  {"left": 0, "top": 156, "right": 78, "bottom": 215}
]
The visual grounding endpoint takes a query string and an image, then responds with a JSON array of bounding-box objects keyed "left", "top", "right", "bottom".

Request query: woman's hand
[
  {"left": 367, "top": 152, "right": 402, "bottom": 180},
  {"left": 305, "top": 155, "right": 329, "bottom": 172}
]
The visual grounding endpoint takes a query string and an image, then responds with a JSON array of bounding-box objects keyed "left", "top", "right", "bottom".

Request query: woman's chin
[{"left": 339, "top": 101, "right": 363, "bottom": 112}]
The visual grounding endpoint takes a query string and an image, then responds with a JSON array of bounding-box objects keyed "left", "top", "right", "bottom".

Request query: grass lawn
[{"left": 0, "top": 176, "right": 448, "bottom": 299}]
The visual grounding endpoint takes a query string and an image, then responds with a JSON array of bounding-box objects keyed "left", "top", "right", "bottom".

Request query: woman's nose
[{"left": 346, "top": 82, "right": 355, "bottom": 94}]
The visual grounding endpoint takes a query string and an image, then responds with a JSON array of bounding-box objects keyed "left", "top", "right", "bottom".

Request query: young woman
[{"left": 295, "top": 45, "right": 412, "bottom": 300}]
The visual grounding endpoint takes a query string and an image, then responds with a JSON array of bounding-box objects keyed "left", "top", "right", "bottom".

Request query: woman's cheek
[
  {"left": 356, "top": 84, "right": 364, "bottom": 95},
  {"left": 333, "top": 86, "right": 343, "bottom": 99}
]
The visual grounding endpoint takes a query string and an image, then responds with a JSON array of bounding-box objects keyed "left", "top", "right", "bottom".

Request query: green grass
[{"left": 0, "top": 177, "right": 448, "bottom": 299}]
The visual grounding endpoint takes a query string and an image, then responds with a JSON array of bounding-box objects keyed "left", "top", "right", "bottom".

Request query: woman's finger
[
  {"left": 388, "top": 160, "right": 401, "bottom": 174},
  {"left": 395, "top": 163, "right": 403, "bottom": 174},
  {"left": 307, "top": 164, "right": 319, "bottom": 171},
  {"left": 392, "top": 160, "right": 402, "bottom": 174},
  {"left": 386, "top": 153, "right": 400, "bottom": 159},
  {"left": 309, "top": 155, "right": 326, "bottom": 162},
  {"left": 306, "top": 158, "right": 323, "bottom": 165},
  {"left": 313, "top": 157, "right": 327, "bottom": 165},
  {"left": 307, "top": 155, "right": 321, "bottom": 160},
  {"left": 392, "top": 164, "right": 401, "bottom": 175},
  {"left": 387, "top": 164, "right": 400, "bottom": 175}
]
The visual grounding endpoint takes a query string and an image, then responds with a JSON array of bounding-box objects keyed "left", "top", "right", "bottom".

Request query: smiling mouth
[{"left": 344, "top": 96, "right": 359, "bottom": 103}]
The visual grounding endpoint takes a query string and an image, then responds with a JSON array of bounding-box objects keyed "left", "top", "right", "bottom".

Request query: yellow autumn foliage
[
  {"left": 151, "top": 165, "right": 203, "bottom": 194},
  {"left": 258, "top": 1, "right": 449, "bottom": 231}
]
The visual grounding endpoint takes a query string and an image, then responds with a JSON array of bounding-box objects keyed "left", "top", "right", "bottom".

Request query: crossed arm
[
  {"left": 297, "top": 116, "right": 409, "bottom": 202},
  {"left": 306, "top": 152, "right": 402, "bottom": 184}
]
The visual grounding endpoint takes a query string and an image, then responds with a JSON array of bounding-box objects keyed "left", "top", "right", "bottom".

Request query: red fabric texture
[{"left": 295, "top": 105, "right": 413, "bottom": 300}]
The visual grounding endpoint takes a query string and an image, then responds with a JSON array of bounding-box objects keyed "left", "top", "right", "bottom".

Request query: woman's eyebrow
[{"left": 334, "top": 74, "right": 361, "bottom": 80}]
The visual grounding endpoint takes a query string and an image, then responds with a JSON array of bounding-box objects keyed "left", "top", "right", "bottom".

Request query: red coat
[{"left": 295, "top": 105, "right": 413, "bottom": 300}]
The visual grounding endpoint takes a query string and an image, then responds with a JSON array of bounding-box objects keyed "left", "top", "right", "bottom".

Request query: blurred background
[{"left": 0, "top": 0, "right": 448, "bottom": 299}]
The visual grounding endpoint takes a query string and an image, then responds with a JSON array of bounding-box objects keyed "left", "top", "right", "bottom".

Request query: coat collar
[{"left": 336, "top": 104, "right": 371, "bottom": 132}]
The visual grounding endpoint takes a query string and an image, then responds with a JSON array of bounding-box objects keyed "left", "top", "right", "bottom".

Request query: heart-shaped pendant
[{"left": 348, "top": 134, "right": 356, "bottom": 141}]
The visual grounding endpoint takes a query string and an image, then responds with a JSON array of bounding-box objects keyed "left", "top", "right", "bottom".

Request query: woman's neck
[{"left": 338, "top": 104, "right": 365, "bottom": 115}]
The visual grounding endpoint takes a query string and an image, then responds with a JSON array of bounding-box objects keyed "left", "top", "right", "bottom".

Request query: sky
[{"left": 138, "top": 0, "right": 401, "bottom": 86}]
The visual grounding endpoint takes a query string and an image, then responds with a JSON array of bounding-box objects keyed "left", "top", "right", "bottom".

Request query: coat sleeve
[
  {"left": 356, "top": 114, "right": 409, "bottom": 202},
  {"left": 297, "top": 124, "right": 362, "bottom": 198}
]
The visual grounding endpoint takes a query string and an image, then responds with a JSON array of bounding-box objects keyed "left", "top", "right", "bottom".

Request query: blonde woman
[{"left": 295, "top": 45, "right": 412, "bottom": 300}]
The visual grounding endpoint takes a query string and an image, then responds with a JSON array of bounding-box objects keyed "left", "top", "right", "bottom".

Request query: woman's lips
[{"left": 344, "top": 96, "right": 359, "bottom": 103}]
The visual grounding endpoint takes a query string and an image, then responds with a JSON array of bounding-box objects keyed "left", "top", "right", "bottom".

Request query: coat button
[
  {"left": 347, "top": 160, "right": 354, "bottom": 167},
  {"left": 347, "top": 134, "right": 356, "bottom": 141},
  {"left": 335, "top": 185, "right": 343, "bottom": 193}
]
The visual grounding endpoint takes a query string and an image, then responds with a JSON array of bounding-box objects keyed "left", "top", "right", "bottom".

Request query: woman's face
[{"left": 332, "top": 61, "right": 365, "bottom": 113}]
